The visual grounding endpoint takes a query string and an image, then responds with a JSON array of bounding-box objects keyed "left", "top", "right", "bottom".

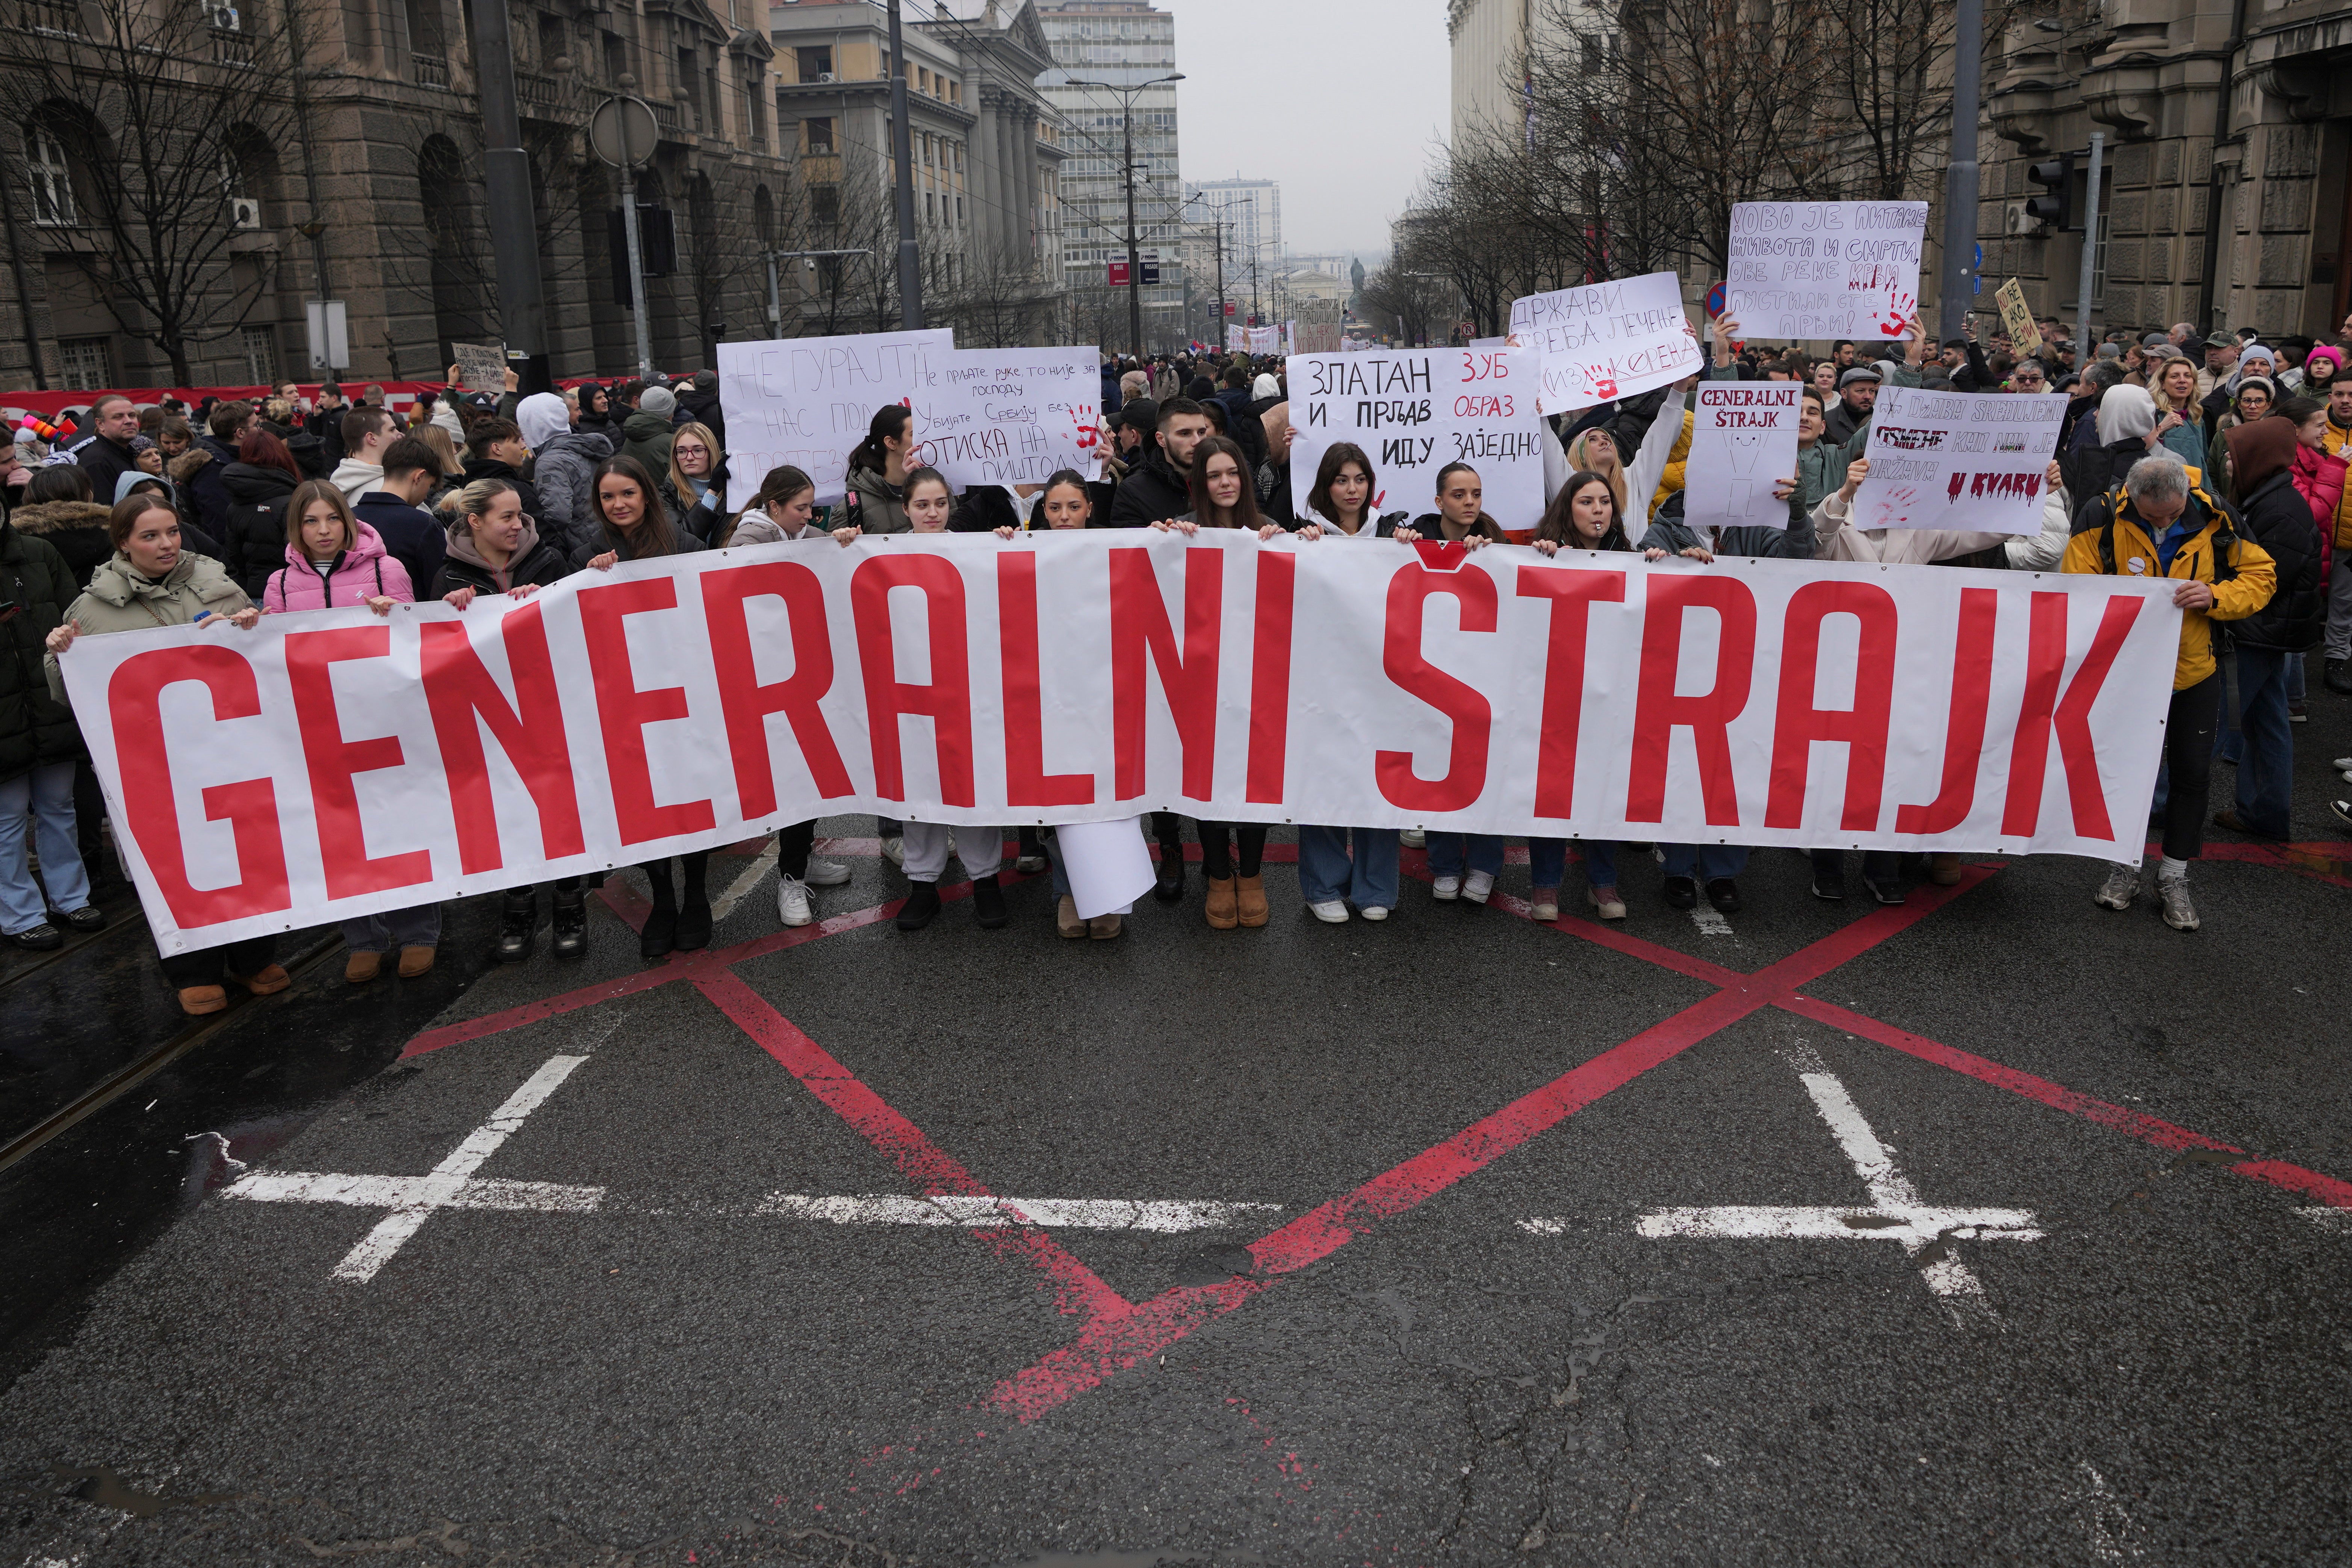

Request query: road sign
[
  {"left": 1108, "top": 260, "right": 1130, "bottom": 287},
  {"left": 588, "top": 96, "right": 658, "bottom": 169},
  {"left": 1705, "top": 280, "right": 1727, "bottom": 318}
]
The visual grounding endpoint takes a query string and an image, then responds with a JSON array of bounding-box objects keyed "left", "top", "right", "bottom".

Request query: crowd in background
[{"left": 3, "top": 304, "right": 2349, "bottom": 1017}]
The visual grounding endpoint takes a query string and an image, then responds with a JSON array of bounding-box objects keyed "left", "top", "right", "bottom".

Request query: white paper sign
[
  {"left": 717, "top": 329, "right": 956, "bottom": 509},
  {"left": 1724, "top": 202, "right": 1928, "bottom": 343},
  {"left": 1685, "top": 382, "right": 1804, "bottom": 531},
  {"left": 1245, "top": 326, "right": 1280, "bottom": 355},
  {"left": 1055, "top": 817, "right": 1156, "bottom": 919},
  {"left": 1852, "top": 387, "right": 2068, "bottom": 534},
  {"left": 1508, "top": 272, "right": 1704, "bottom": 416},
  {"left": 1287, "top": 347, "right": 1545, "bottom": 528},
  {"left": 907, "top": 348, "right": 1101, "bottom": 489}
]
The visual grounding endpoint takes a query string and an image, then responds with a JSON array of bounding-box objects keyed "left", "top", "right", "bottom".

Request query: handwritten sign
[
  {"left": 451, "top": 343, "right": 507, "bottom": 395},
  {"left": 1684, "top": 382, "right": 1804, "bottom": 531},
  {"left": 1287, "top": 347, "right": 1544, "bottom": 528},
  {"left": 908, "top": 348, "right": 1100, "bottom": 488},
  {"left": 1723, "top": 202, "right": 1927, "bottom": 342},
  {"left": 1245, "top": 326, "right": 1280, "bottom": 356},
  {"left": 1508, "top": 272, "right": 1703, "bottom": 416},
  {"left": 1852, "top": 386, "right": 2067, "bottom": 535},
  {"left": 1995, "top": 278, "right": 2039, "bottom": 357},
  {"left": 716, "top": 328, "right": 956, "bottom": 508}
]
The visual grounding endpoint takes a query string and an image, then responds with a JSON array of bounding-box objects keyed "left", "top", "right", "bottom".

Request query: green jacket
[
  {"left": 0, "top": 519, "right": 86, "bottom": 782},
  {"left": 46, "top": 551, "right": 251, "bottom": 706},
  {"left": 619, "top": 410, "right": 675, "bottom": 478}
]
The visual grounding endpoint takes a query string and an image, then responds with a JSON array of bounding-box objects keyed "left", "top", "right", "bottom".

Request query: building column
[{"left": 974, "top": 86, "right": 1004, "bottom": 261}]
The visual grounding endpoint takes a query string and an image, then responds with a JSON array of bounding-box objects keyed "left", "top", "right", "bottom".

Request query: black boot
[
  {"left": 972, "top": 874, "right": 1008, "bottom": 928},
  {"left": 1154, "top": 837, "right": 1186, "bottom": 902},
  {"left": 673, "top": 851, "right": 712, "bottom": 951},
  {"left": 640, "top": 859, "right": 678, "bottom": 960},
  {"left": 896, "top": 881, "right": 943, "bottom": 931},
  {"left": 2329, "top": 658, "right": 2352, "bottom": 696},
  {"left": 494, "top": 888, "right": 537, "bottom": 963},
  {"left": 550, "top": 885, "right": 587, "bottom": 958}
]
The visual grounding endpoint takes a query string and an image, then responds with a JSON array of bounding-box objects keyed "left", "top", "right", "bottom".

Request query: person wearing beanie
[
  {"left": 622, "top": 384, "right": 678, "bottom": 475},
  {"left": 675, "top": 367, "right": 726, "bottom": 449}
]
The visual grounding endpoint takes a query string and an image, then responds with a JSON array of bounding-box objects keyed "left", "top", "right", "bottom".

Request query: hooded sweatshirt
[
  {"left": 516, "top": 392, "right": 570, "bottom": 453},
  {"left": 261, "top": 520, "right": 416, "bottom": 612},
  {"left": 2223, "top": 416, "right": 2324, "bottom": 653},
  {"left": 5, "top": 498, "right": 114, "bottom": 589},
  {"left": 330, "top": 455, "right": 384, "bottom": 502},
  {"left": 430, "top": 515, "right": 569, "bottom": 598}
]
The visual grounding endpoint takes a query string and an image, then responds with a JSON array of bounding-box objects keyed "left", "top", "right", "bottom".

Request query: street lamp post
[
  {"left": 886, "top": 0, "right": 921, "bottom": 330},
  {"left": 1066, "top": 73, "right": 1184, "bottom": 358},
  {"left": 1183, "top": 191, "right": 1231, "bottom": 350}
]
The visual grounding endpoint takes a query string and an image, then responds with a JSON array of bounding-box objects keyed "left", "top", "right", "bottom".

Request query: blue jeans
[
  {"left": 2215, "top": 646, "right": 2292, "bottom": 837},
  {"left": 0, "top": 761, "right": 90, "bottom": 934},
  {"left": 1528, "top": 838, "right": 1567, "bottom": 890},
  {"left": 1662, "top": 844, "right": 1749, "bottom": 882},
  {"left": 2288, "top": 652, "right": 2307, "bottom": 705},
  {"left": 1298, "top": 825, "right": 1401, "bottom": 908},
  {"left": 340, "top": 902, "right": 443, "bottom": 954},
  {"left": 1581, "top": 841, "right": 1620, "bottom": 889},
  {"left": 1426, "top": 832, "right": 1505, "bottom": 880}
]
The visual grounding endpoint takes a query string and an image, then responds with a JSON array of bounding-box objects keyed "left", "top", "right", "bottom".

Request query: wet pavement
[{"left": 4, "top": 726, "right": 2352, "bottom": 1566}]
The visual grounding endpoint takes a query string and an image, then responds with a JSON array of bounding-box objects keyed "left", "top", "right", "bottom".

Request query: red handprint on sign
[
  {"left": 1874, "top": 291, "right": 1918, "bottom": 337},
  {"left": 1071, "top": 407, "right": 1098, "bottom": 451}
]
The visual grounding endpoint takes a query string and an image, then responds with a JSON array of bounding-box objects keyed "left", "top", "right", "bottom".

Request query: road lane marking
[{"left": 757, "top": 1195, "right": 1283, "bottom": 1230}]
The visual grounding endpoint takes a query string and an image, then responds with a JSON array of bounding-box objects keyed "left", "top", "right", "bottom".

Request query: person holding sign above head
[
  {"left": 2065, "top": 454, "right": 2276, "bottom": 931},
  {"left": 1151, "top": 438, "right": 1285, "bottom": 930}
]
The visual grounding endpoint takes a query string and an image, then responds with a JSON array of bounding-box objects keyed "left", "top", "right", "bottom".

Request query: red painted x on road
[{"left": 402, "top": 839, "right": 2352, "bottom": 1428}]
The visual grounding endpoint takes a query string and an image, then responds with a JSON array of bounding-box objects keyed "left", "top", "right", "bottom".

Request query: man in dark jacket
[
  {"left": 1107, "top": 398, "right": 1209, "bottom": 528},
  {"left": 1212, "top": 367, "right": 1266, "bottom": 469},
  {"left": 68, "top": 395, "right": 140, "bottom": 504},
  {"left": 2212, "top": 416, "right": 2322, "bottom": 839},
  {"left": 189, "top": 400, "right": 250, "bottom": 535},
  {"left": 355, "top": 437, "right": 449, "bottom": 597},
  {"left": 675, "top": 369, "right": 726, "bottom": 451},
  {"left": 307, "top": 382, "right": 349, "bottom": 467}
]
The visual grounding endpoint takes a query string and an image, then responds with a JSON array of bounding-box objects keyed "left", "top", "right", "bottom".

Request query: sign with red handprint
[
  {"left": 1506, "top": 271, "right": 1703, "bottom": 416},
  {"left": 1723, "top": 201, "right": 1928, "bottom": 342}
]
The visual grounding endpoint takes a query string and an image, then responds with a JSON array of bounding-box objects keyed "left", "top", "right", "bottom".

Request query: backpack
[{"left": 2092, "top": 482, "right": 2239, "bottom": 586}]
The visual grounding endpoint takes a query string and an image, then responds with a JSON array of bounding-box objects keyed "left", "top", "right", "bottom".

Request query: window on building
[
  {"left": 918, "top": 66, "right": 929, "bottom": 94},
  {"left": 955, "top": 194, "right": 964, "bottom": 224},
  {"left": 537, "top": 11, "right": 565, "bottom": 69},
  {"left": 603, "top": 31, "right": 628, "bottom": 84},
  {"left": 57, "top": 336, "right": 109, "bottom": 390},
  {"left": 746, "top": 71, "right": 766, "bottom": 150},
  {"left": 26, "top": 125, "right": 74, "bottom": 225},
  {"left": 796, "top": 44, "right": 831, "bottom": 83},
  {"left": 925, "top": 191, "right": 935, "bottom": 222},
  {"left": 811, "top": 184, "right": 839, "bottom": 225},
  {"left": 677, "top": 48, "right": 698, "bottom": 128},
  {"left": 240, "top": 325, "right": 277, "bottom": 384},
  {"left": 804, "top": 116, "right": 833, "bottom": 154}
]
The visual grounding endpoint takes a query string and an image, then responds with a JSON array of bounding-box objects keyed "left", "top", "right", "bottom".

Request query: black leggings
[
  {"left": 1196, "top": 821, "right": 1265, "bottom": 880},
  {"left": 2159, "top": 674, "right": 2222, "bottom": 862},
  {"left": 641, "top": 850, "right": 711, "bottom": 908}
]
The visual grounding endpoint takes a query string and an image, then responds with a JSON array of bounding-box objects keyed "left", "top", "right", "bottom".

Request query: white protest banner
[
  {"left": 716, "top": 328, "right": 956, "bottom": 509},
  {"left": 1287, "top": 346, "right": 1545, "bottom": 528},
  {"left": 1508, "top": 272, "right": 1705, "bottom": 415},
  {"left": 61, "top": 534, "right": 2181, "bottom": 954},
  {"left": 1226, "top": 324, "right": 1246, "bottom": 352},
  {"left": 1853, "top": 386, "right": 2068, "bottom": 534},
  {"left": 1685, "top": 382, "right": 1804, "bottom": 531},
  {"left": 1245, "top": 326, "right": 1280, "bottom": 355},
  {"left": 1724, "top": 202, "right": 1928, "bottom": 342},
  {"left": 907, "top": 348, "right": 1101, "bottom": 489},
  {"left": 451, "top": 343, "right": 507, "bottom": 394}
]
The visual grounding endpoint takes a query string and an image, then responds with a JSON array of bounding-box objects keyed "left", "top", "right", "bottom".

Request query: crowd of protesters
[{"left": 5, "top": 305, "right": 2350, "bottom": 1016}]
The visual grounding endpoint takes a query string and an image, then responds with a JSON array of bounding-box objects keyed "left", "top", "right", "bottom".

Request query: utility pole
[
  {"left": 1067, "top": 74, "right": 1184, "bottom": 358},
  {"left": 2074, "top": 132, "right": 2104, "bottom": 356},
  {"left": 468, "top": 0, "right": 551, "bottom": 393},
  {"left": 886, "top": 0, "right": 921, "bottom": 330},
  {"left": 1936, "top": 0, "right": 1981, "bottom": 344}
]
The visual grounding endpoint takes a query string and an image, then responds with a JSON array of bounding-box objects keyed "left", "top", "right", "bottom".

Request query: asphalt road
[{"left": 4, "top": 711, "right": 2351, "bottom": 1566}]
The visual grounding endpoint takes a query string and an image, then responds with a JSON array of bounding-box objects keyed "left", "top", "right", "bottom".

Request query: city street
[{"left": 5, "top": 732, "right": 2352, "bottom": 1566}]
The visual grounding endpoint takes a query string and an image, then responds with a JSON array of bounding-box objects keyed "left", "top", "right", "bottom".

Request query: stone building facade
[
  {"left": 1982, "top": 0, "right": 2352, "bottom": 341},
  {"left": 2, "top": 0, "right": 802, "bottom": 392}
]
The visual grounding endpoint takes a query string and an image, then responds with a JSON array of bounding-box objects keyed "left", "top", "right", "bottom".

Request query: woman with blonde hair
[
  {"left": 2148, "top": 354, "right": 2208, "bottom": 469},
  {"left": 663, "top": 420, "right": 729, "bottom": 541},
  {"left": 412, "top": 424, "right": 466, "bottom": 508}
]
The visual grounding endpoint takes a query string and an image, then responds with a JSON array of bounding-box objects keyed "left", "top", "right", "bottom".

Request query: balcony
[
  {"left": 13, "top": 0, "right": 80, "bottom": 35},
  {"left": 515, "top": 68, "right": 572, "bottom": 117},
  {"left": 207, "top": 23, "right": 249, "bottom": 64},
  {"left": 413, "top": 52, "right": 450, "bottom": 89}
]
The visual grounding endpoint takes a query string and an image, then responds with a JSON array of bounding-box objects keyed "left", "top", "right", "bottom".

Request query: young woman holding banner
[
  {"left": 1295, "top": 442, "right": 1410, "bottom": 540},
  {"left": 845, "top": 404, "right": 918, "bottom": 866},
  {"left": 1395, "top": 463, "right": 1506, "bottom": 906}
]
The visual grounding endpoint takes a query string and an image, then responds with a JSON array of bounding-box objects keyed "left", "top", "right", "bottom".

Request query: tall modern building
[
  {"left": 1036, "top": 0, "right": 1186, "bottom": 352},
  {"left": 1182, "top": 177, "right": 1281, "bottom": 322}
]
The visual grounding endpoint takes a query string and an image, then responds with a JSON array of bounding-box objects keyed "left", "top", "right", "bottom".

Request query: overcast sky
[{"left": 1163, "top": 0, "right": 1448, "bottom": 259}]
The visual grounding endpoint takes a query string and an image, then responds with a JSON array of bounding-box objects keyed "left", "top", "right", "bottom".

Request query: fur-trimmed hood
[
  {"left": 6, "top": 499, "right": 112, "bottom": 538},
  {"left": 167, "top": 446, "right": 214, "bottom": 485}
]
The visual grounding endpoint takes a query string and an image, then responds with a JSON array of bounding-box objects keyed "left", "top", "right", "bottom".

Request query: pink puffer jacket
[
  {"left": 261, "top": 521, "right": 415, "bottom": 612},
  {"left": 2293, "top": 442, "right": 2347, "bottom": 580}
]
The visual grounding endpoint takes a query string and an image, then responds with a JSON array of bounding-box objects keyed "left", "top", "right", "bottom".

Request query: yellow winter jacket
[
  {"left": 2061, "top": 487, "right": 2275, "bottom": 690},
  {"left": 1650, "top": 409, "right": 1694, "bottom": 514},
  {"left": 2325, "top": 419, "right": 2352, "bottom": 551}
]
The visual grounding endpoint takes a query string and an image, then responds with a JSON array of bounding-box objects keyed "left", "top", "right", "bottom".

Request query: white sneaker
[
  {"left": 804, "top": 857, "right": 851, "bottom": 887},
  {"left": 880, "top": 835, "right": 905, "bottom": 867},
  {"left": 1359, "top": 905, "right": 1390, "bottom": 921},
  {"left": 1400, "top": 828, "right": 1425, "bottom": 848},
  {"left": 2093, "top": 862, "right": 2140, "bottom": 911},
  {"left": 2334, "top": 756, "right": 2352, "bottom": 771},
  {"left": 1308, "top": 899, "right": 1349, "bottom": 924},
  {"left": 776, "top": 874, "right": 814, "bottom": 927},
  {"left": 1432, "top": 874, "right": 1461, "bottom": 901},
  {"left": 2156, "top": 873, "right": 2199, "bottom": 931},
  {"left": 1015, "top": 853, "right": 1049, "bottom": 873},
  {"left": 1464, "top": 869, "right": 1494, "bottom": 904}
]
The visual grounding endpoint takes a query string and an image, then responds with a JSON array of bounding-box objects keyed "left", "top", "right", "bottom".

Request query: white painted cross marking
[{"left": 710, "top": 835, "right": 780, "bottom": 921}]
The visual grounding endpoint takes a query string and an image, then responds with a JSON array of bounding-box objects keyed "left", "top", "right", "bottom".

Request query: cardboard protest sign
[
  {"left": 1995, "top": 278, "right": 2040, "bottom": 356},
  {"left": 1852, "top": 386, "right": 2068, "bottom": 534},
  {"left": 908, "top": 348, "right": 1100, "bottom": 488},
  {"left": 451, "top": 343, "right": 507, "bottom": 394},
  {"left": 716, "top": 329, "right": 955, "bottom": 508},
  {"left": 1684, "top": 382, "right": 1804, "bottom": 531},
  {"left": 1508, "top": 272, "right": 1703, "bottom": 416},
  {"left": 1723, "top": 202, "right": 1927, "bottom": 341},
  {"left": 1293, "top": 300, "right": 1344, "bottom": 355},
  {"left": 1287, "top": 346, "right": 1544, "bottom": 528}
]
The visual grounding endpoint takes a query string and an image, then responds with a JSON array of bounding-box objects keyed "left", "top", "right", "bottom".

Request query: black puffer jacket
[
  {"left": 675, "top": 384, "right": 726, "bottom": 451},
  {"left": 219, "top": 461, "right": 302, "bottom": 598},
  {"left": 1106, "top": 448, "right": 1194, "bottom": 528},
  {"left": 0, "top": 519, "right": 86, "bottom": 784},
  {"left": 6, "top": 499, "right": 114, "bottom": 590},
  {"left": 2227, "top": 469, "right": 2325, "bottom": 653}
]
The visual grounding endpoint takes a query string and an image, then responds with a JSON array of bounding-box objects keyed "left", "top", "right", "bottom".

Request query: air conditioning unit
[
  {"left": 229, "top": 196, "right": 262, "bottom": 229},
  {"left": 2004, "top": 201, "right": 2033, "bottom": 234},
  {"left": 817, "top": 71, "right": 835, "bottom": 82},
  {"left": 210, "top": 4, "right": 240, "bottom": 28}
]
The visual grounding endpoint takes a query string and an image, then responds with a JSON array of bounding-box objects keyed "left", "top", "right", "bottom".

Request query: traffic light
[{"left": 2024, "top": 154, "right": 2073, "bottom": 230}]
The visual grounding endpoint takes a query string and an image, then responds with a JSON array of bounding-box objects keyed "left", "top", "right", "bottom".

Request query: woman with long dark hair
[
  {"left": 843, "top": 404, "right": 918, "bottom": 534},
  {"left": 219, "top": 427, "right": 307, "bottom": 597},
  {"left": 1296, "top": 441, "right": 1409, "bottom": 540}
]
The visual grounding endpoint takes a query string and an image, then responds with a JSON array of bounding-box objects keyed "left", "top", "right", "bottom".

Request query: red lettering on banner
[
  {"left": 702, "top": 561, "right": 854, "bottom": 817},
  {"left": 2001, "top": 590, "right": 2141, "bottom": 841},
  {"left": 1108, "top": 546, "right": 1222, "bottom": 800},
  {"left": 1375, "top": 562, "right": 1497, "bottom": 812},
  {"left": 106, "top": 645, "right": 290, "bottom": 926},
  {"left": 1245, "top": 552, "right": 1296, "bottom": 804},
  {"left": 284, "top": 626, "right": 432, "bottom": 898},
  {"left": 851, "top": 555, "right": 976, "bottom": 807},
  {"left": 1626, "top": 573, "right": 1757, "bottom": 825},
  {"left": 996, "top": 552, "right": 1093, "bottom": 808},
  {"left": 579, "top": 578, "right": 719, "bottom": 844},
  {"left": 1764, "top": 581, "right": 1898, "bottom": 832},
  {"left": 1894, "top": 587, "right": 1998, "bottom": 835},
  {"left": 418, "top": 605, "right": 585, "bottom": 872},
  {"left": 1516, "top": 565, "right": 1626, "bottom": 817}
]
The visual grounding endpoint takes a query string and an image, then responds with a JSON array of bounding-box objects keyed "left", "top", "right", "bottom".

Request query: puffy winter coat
[
  {"left": 0, "top": 520, "right": 86, "bottom": 783},
  {"left": 430, "top": 517, "right": 573, "bottom": 599},
  {"left": 842, "top": 464, "right": 912, "bottom": 534},
  {"left": 527, "top": 428, "right": 613, "bottom": 562},
  {"left": 6, "top": 499, "right": 114, "bottom": 590},
  {"left": 2060, "top": 485, "right": 2275, "bottom": 690},
  {"left": 46, "top": 552, "right": 250, "bottom": 705},
  {"left": 2291, "top": 442, "right": 2347, "bottom": 579},
  {"left": 217, "top": 461, "right": 302, "bottom": 598},
  {"left": 260, "top": 522, "right": 416, "bottom": 612},
  {"left": 458, "top": 456, "right": 544, "bottom": 529},
  {"left": 2323, "top": 417, "right": 2352, "bottom": 552},
  {"left": 618, "top": 410, "right": 675, "bottom": 476},
  {"left": 188, "top": 434, "right": 237, "bottom": 531},
  {"left": 674, "top": 385, "right": 726, "bottom": 450},
  {"left": 2225, "top": 469, "right": 2325, "bottom": 653}
]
